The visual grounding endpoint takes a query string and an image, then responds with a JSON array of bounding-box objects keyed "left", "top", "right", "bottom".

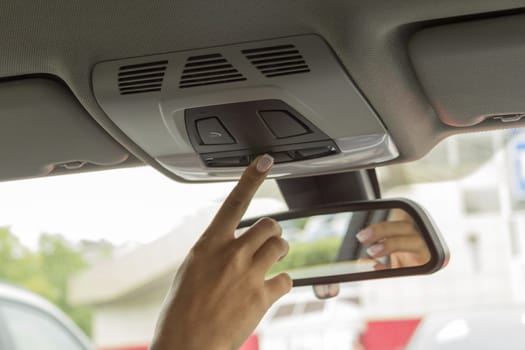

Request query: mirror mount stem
[{"left": 277, "top": 169, "right": 380, "bottom": 210}]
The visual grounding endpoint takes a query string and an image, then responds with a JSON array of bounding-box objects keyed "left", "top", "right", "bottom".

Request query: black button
[
  {"left": 205, "top": 156, "right": 249, "bottom": 167},
  {"left": 296, "top": 146, "right": 336, "bottom": 159},
  {"left": 196, "top": 117, "right": 235, "bottom": 145},
  {"left": 259, "top": 110, "right": 310, "bottom": 139},
  {"left": 271, "top": 152, "right": 293, "bottom": 163}
]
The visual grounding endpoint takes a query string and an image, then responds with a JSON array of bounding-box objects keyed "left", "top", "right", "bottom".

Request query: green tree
[
  {"left": 37, "top": 233, "right": 93, "bottom": 335},
  {"left": 0, "top": 228, "right": 40, "bottom": 289},
  {"left": 268, "top": 236, "right": 342, "bottom": 275},
  {"left": 0, "top": 227, "right": 112, "bottom": 336}
]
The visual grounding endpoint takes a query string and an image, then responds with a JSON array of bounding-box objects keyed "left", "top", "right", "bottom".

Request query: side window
[{"left": 0, "top": 300, "right": 86, "bottom": 350}]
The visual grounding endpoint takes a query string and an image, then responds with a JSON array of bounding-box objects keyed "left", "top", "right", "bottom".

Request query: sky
[{"left": 0, "top": 167, "right": 285, "bottom": 249}]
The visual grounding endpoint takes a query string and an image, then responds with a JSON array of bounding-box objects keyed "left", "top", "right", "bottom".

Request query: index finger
[
  {"left": 206, "top": 154, "right": 274, "bottom": 240},
  {"left": 356, "top": 221, "right": 419, "bottom": 244}
]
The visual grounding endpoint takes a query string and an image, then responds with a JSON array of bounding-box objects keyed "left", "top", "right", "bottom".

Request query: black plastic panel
[
  {"left": 185, "top": 99, "right": 340, "bottom": 167},
  {"left": 201, "top": 140, "right": 338, "bottom": 167}
]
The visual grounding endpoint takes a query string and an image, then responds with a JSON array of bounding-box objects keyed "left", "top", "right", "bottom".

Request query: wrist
[{"left": 150, "top": 331, "right": 231, "bottom": 350}]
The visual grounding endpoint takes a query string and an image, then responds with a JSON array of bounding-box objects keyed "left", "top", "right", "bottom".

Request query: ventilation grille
[
  {"left": 242, "top": 44, "right": 310, "bottom": 78},
  {"left": 179, "top": 54, "right": 246, "bottom": 89},
  {"left": 118, "top": 60, "right": 168, "bottom": 95}
]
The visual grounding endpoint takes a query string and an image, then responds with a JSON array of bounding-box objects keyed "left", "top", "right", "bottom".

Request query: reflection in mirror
[
  {"left": 239, "top": 208, "right": 431, "bottom": 281},
  {"left": 312, "top": 283, "right": 340, "bottom": 299}
]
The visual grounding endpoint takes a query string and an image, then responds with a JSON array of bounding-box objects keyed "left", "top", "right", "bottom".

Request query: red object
[
  {"left": 239, "top": 334, "right": 259, "bottom": 350},
  {"left": 361, "top": 319, "right": 420, "bottom": 350}
]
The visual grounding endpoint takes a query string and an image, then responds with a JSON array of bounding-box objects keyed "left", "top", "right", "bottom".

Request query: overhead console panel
[
  {"left": 185, "top": 100, "right": 339, "bottom": 167},
  {"left": 410, "top": 14, "right": 525, "bottom": 127},
  {"left": 93, "top": 34, "right": 398, "bottom": 181}
]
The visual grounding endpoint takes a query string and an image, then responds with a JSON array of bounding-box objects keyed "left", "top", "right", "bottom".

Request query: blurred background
[{"left": 2, "top": 128, "right": 525, "bottom": 350}]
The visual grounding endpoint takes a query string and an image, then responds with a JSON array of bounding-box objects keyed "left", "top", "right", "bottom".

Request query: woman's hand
[
  {"left": 150, "top": 155, "right": 292, "bottom": 350},
  {"left": 356, "top": 210, "right": 430, "bottom": 269}
]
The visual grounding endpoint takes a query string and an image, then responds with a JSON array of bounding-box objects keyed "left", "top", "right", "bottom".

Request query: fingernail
[
  {"left": 256, "top": 154, "right": 274, "bottom": 173},
  {"left": 356, "top": 229, "right": 373, "bottom": 242},
  {"left": 278, "top": 240, "right": 290, "bottom": 261},
  {"left": 367, "top": 243, "right": 384, "bottom": 257}
]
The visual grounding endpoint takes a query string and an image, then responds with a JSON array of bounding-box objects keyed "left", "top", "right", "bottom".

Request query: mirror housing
[{"left": 239, "top": 199, "right": 449, "bottom": 287}]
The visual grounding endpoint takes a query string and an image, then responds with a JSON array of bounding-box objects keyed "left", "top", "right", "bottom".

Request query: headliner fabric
[
  {"left": 0, "top": 78, "right": 130, "bottom": 180},
  {"left": 0, "top": 0, "right": 523, "bottom": 179},
  {"left": 410, "top": 14, "right": 525, "bottom": 127}
]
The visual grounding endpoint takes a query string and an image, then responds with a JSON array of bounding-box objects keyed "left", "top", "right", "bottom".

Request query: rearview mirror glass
[{"left": 238, "top": 199, "right": 448, "bottom": 287}]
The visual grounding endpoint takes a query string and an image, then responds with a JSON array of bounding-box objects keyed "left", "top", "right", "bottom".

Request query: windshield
[{"left": 1, "top": 128, "right": 524, "bottom": 350}]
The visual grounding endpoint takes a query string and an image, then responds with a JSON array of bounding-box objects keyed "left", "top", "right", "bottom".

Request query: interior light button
[
  {"left": 270, "top": 151, "right": 294, "bottom": 163},
  {"left": 196, "top": 117, "right": 235, "bottom": 145},
  {"left": 205, "top": 156, "right": 249, "bottom": 167},
  {"left": 259, "top": 110, "right": 310, "bottom": 139},
  {"left": 296, "top": 146, "right": 337, "bottom": 159}
]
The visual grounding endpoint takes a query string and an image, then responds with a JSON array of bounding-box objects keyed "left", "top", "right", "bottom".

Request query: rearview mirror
[{"left": 238, "top": 199, "right": 449, "bottom": 288}]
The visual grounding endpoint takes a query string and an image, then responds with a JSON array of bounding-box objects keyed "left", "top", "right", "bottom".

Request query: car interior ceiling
[
  {"left": 0, "top": 1, "right": 524, "bottom": 184},
  {"left": 3, "top": 3, "right": 525, "bottom": 350}
]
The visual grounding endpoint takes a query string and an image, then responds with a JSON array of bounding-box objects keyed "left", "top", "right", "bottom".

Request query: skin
[
  {"left": 150, "top": 155, "right": 292, "bottom": 350},
  {"left": 357, "top": 209, "right": 431, "bottom": 269}
]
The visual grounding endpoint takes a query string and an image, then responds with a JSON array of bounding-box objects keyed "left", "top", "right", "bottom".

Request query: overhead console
[
  {"left": 185, "top": 99, "right": 339, "bottom": 167},
  {"left": 92, "top": 34, "right": 398, "bottom": 181},
  {"left": 410, "top": 14, "right": 525, "bottom": 127}
]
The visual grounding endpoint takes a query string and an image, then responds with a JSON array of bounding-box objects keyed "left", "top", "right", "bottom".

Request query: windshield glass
[{"left": 1, "top": 128, "right": 524, "bottom": 350}]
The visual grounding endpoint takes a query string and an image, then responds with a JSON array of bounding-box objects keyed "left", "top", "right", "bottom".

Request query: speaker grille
[
  {"left": 243, "top": 44, "right": 310, "bottom": 78},
  {"left": 179, "top": 53, "right": 246, "bottom": 88},
  {"left": 118, "top": 60, "right": 167, "bottom": 95}
]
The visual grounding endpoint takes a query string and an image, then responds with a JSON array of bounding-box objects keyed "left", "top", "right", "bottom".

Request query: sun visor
[
  {"left": 410, "top": 14, "right": 525, "bottom": 127},
  {"left": 0, "top": 78, "right": 130, "bottom": 181},
  {"left": 92, "top": 34, "right": 398, "bottom": 182}
]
